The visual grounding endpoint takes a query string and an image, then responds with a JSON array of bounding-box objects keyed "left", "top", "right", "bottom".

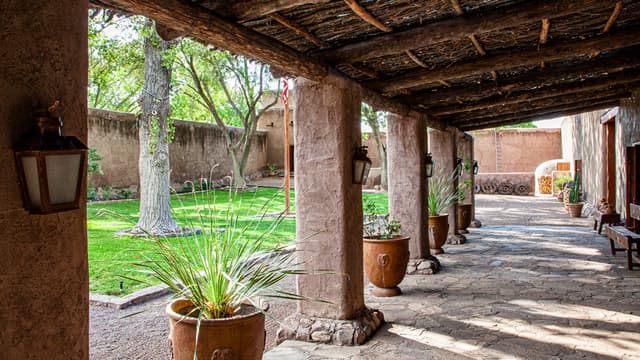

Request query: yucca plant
[
  {"left": 128, "top": 189, "right": 306, "bottom": 319},
  {"left": 428, "top": 167, "right": 460, "bottom": 216},
  {"left": 568, "top": 171, "right": 581, "bottom": 204}
]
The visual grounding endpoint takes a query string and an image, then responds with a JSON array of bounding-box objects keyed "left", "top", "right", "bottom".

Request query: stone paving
[{"left": 265, "top": 195, "right": 640, "bottom": 360}]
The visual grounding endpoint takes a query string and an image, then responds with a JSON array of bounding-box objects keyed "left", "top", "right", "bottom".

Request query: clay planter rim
[
  {"left": 363, "top": 234, "right": 410, "bottom": 242},
  {"left": 429, "top": 213, "right": 449, "bottom": 218},
  {"left": 166, "top": 298, "right": 263, "bottom": 324}
]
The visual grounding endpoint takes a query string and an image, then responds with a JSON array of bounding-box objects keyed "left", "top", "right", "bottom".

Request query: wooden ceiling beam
[
  {"left": 316, "top": 0, "right": 618, "bottom": 64},
  {"left": 369, "top": 31, "right": 640, "bottom": 93},
  {"left": 450, "top": 91, "right": 626, "bottom": 126},
  {"left": 343, "top": 0, "right": 393, "bottom": 32},
  {"left": 405, "top": 51, "right": 640, "bottom": 107},
  {"left": 429, "top": 71, "right": 640, "bottom": 116},
  {"left": 459, "top": 99, "right": 621, "bottom": 131}
]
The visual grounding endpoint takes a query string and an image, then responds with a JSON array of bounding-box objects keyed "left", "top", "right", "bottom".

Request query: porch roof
[{"left": 92, "top": 0, "right": 640, "bottom": 130}]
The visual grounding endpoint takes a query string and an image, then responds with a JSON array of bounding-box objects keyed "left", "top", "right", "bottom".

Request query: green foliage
[
  {"left": 118, "top": 188, "right": 133, "bottom": 199},
  {"left": 102, "top": 185, "right": 113, "bottom": 200},
  {"left": 499, "top": 122, "right": 537, "bottom": 129},
  {"left": 88, "top": 148, "right": 104, "bottom": 175},
  {"left": 88, "top": 12, "right": 145, "bottom": 112},
  {"left": 125, "top": 190, "right": 307, "bottom": 320},
  {"left": 363, "top": 199, "right": 401, "bottom": 239},
  {"left": 88, "top": 188, "right": 298, "bottom": 295},
  {"left": 428, "top": 168, "right": 460, "bottom": 216},
  {"left": 554, "top": 174, "right": 573, "bottom": 191},
  {"left": 266, "top": 163, "right": 277, "bottom": 173},
  {"left": 569, "top": 172, "right": 581, "bottom": 204},
  {"left": 88, "top": 183, "right": 97, "bottom": 201}
]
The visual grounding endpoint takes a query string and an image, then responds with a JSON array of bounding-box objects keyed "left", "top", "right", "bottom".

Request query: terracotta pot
[
  {"left": 428, "top": 214, "right": 449, "bottom": 254},
  {"left": 363, "top": 235, "right": 410, "bottom": 297},
  {"left": 566, "top": 202, "right": 584, "bottom": 218},
  {"left": 166, "top": 299, "right": 265, "bottom": 360},
  {"left": 457, "top": 204, "right": 472, "bottom": 234}
]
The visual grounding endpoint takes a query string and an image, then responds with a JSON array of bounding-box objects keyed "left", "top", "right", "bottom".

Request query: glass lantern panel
[
  {"left": 353, "top": 160, "right": 365, "bottom": 183},
  {"left": 46, "top": 153, "right": 81, "bottom": 205},
  {"left": 362, "top": 162, "right": 371, "bottom": 184},
  {"left": 21, "top": 156, "right": 41, "bottom": 208}
]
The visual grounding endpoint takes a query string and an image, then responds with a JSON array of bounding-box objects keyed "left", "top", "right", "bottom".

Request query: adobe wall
[
  {"left": 472, "top": 128, "right": 562, "bottom": 173},
  {"left": 89, "top": 109, "right": 268, "bottom": 188},
  {"left": 0, "top": 1, "right": 89, "bottom": 358},
  {"left": 566, "top": 89, "right": 640, "bottom": 219}
]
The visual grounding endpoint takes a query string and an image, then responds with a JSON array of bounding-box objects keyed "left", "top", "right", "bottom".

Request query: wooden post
[{"left": 283, "top": 81, "right": 291, "bottom": 214}]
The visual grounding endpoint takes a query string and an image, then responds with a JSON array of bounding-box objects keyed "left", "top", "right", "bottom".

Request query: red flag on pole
[{"left": 282, "top": 78, "right": 288, "bottom": 105}]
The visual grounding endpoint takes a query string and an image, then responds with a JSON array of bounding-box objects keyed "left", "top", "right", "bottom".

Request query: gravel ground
[{"left": 90, "top": 194, "right": 577, "bottom": 359}]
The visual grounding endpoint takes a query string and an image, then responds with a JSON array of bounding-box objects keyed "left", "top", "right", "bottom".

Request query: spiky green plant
[
  {"left": 428, "top": 168, "right": 460, "bottom": 216},
  {"left": 568, "top": 172, "right": 581, "bottom": 204},
  {"left": 125, "top": 190, "right": 307, "bottom": 320}
]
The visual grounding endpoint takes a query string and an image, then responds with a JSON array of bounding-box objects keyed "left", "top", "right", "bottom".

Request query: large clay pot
[
  {"left": 363, "top": 235, "right": 410, "bottom": 297},
  {"left": 428, "top": 214, "right": 449, "bottom": 254},
  {"left": 566, "top": 202, "right": 584, "bottom": 218},
  {"left": 167, "top": 299, "right": 265, "bottom": 360},
  {"left": 457, "top": 204, "right": 472, "bottom": 234}
]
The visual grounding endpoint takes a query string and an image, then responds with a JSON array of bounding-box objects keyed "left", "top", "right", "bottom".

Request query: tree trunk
[
  {"left": 370, "top": 122, "right": 387, "bottom": 190},
  {"left": 136, "top": 20, "right": 180, "bottom": 235}
]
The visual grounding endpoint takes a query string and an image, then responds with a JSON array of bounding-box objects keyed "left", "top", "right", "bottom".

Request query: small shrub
[
  {"left": 554, "top": 174, "right": 572, "bottom": 191},
  {"left": 102, "top": 185, "right": 113, "bottom": 200},
  {"left": 118, "top": 188, "right": 133, "bottom": 199},
  {"left": 88, "top": 183, "right": 97, "bottom": 201}
]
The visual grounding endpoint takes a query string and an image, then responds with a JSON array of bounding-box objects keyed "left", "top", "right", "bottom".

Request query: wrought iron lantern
[
  {"left": 425, "top": 152, "right": 434, "bottom": 178},
  {"left": 472, "top": 160, "right": 479, "bottom": 175},
  {"left": 353, "top": 145, "right": 372, "bottom": 185},
  {"left": 14, "top": 102, "right": 88, "bottom": 214}
]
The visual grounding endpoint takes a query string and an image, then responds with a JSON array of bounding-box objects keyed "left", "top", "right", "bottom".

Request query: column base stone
[
  {"left": 276, "top": 307, "right": 384, "bottom": 346},
  {"left": 446, "top": 234, "right": 466, "bottom": 245},
  {"left": 406, "top": 255, "right": 441, "bottom": 275},
  {"left": 470, "top": 219, "right": 482, "bottom": 228}
]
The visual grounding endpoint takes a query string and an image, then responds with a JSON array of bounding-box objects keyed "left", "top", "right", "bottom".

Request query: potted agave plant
[
  {"left": 129, "top": 191, "right": 304, "bottom": 360},
  {"left": 565, "top": 172, "right": 584, "bottom": 217},
  {"left": 456, "top": 180, "right": 473, "bottom": 234},
  {"left": 362, "top": 200, "right": 410, "bottom": 297},
  {"left": 428, "top": 168, "right": 459, "bottom": 254}
]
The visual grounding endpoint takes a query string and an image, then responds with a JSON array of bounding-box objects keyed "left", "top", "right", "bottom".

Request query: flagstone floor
[{"left": 265, "top": 195, "right": 640, "bottom": 360}]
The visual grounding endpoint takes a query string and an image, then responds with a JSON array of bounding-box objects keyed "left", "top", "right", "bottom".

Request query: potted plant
[
  {"left": 129, "top": 192, "right": 304, "bottom": 360},
  {"left": 362, "top": 200, "right": 410, "bottom": 297},
  {"left": 566, "top": 172, "right": 584, "bottom": 217},
  {"left": 428, "top": 168, "right": 459, "bottom": 254},
  {"left": 554, "top": 173, "right": 572, "bottom": 201},
  {"left": 265, "top": 163, "right": 277, "bottom": 176},
  {"left": 456, "top": 180, "right": 473, "bottom": 234}
]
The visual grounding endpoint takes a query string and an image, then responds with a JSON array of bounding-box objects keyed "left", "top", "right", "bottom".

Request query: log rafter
[
  {"left": 269, "top": 12, "right": 330, "bottom": 49},
  {"left": 316, "top": 0, "right": 618, "bottom": 64},
  {"left": 343, "top": 0, "right": 392, "bottom": 32},
  {"left": 368, "top": 31, "right": 640, "bottom": 93},
  {"left": 449, "top": 90, "right": 627, "bottom": 126},
  {"left": 405, "top": 51, "right": 640, "bottom": 107},
  {"left": 429, "top": 70, "right": 640, "bottom": 116},
  {"left": 459, "top": 99, "right": 621, "bottom": 131}
]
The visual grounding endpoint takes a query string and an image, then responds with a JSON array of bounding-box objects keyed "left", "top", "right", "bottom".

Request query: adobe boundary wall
[{"left": 88, "top": 108, "right": 268, "bottom": 189}]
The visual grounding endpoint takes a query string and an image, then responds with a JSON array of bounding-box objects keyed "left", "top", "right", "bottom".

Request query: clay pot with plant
[
  {"left": 428, "top": 168, "right": 460, "bottom": 254},
  {"left": 362, "top": 200, "right": 410, "bottom": 297},
  {"left": 456, "top": 180, "right": 473, "bottom": 234},
  {"left": 265, "top": 163, "right": 277, "bottom": 176},
  {"left": 566, "top": 172, "right": 584, "bottom": 217},
  {"left": 128, "top": 192, "right": 306, "bottom": 360}
]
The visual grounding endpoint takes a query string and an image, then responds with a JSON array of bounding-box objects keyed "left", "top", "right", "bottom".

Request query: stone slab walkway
[{"left": 265, "top": 195, "right": 640, "bottom": 360}]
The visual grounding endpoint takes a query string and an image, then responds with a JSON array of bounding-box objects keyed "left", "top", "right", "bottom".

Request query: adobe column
[
  {"left": 387, "top": 113, "right": 440, "bottom": 274},
  {"left": 457, "top": 131, "right": 474, "bottom": 234},
  {"left": 277, "top": 73, "right": 383, "bottom": 346},
  {"left": 429, "top": 127, "right": 466, "bottom": 248}
]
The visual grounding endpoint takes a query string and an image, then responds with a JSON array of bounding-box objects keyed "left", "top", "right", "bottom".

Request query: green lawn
[{"left": 88, "top": 188, "right": 388, "bottom": 296}]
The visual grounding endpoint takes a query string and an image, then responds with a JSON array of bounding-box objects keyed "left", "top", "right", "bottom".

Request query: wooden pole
[{"left": 283, "top": 93, "right": 291, "bottom": 214}]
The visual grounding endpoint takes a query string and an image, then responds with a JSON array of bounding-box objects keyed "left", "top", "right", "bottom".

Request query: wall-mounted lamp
[
  {"left": 425, "top": 152, "right": 434, "bottom": 178},
  {"left": 472, "top": 160, "right": 479, "bottom": 175},
  {"left": 13, "top": 102, "right": 87, "bottom": 214},
  {"left": 353, "top": 146, "right": 372, "bottom": 185}
]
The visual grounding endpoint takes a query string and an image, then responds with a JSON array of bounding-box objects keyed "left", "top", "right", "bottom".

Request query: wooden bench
[
  {"left": 592, "top": 210, "right": 621, "bottom": 234},
  {"left": 606, "top": 203, "right": 640, "bottom": 270}
]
